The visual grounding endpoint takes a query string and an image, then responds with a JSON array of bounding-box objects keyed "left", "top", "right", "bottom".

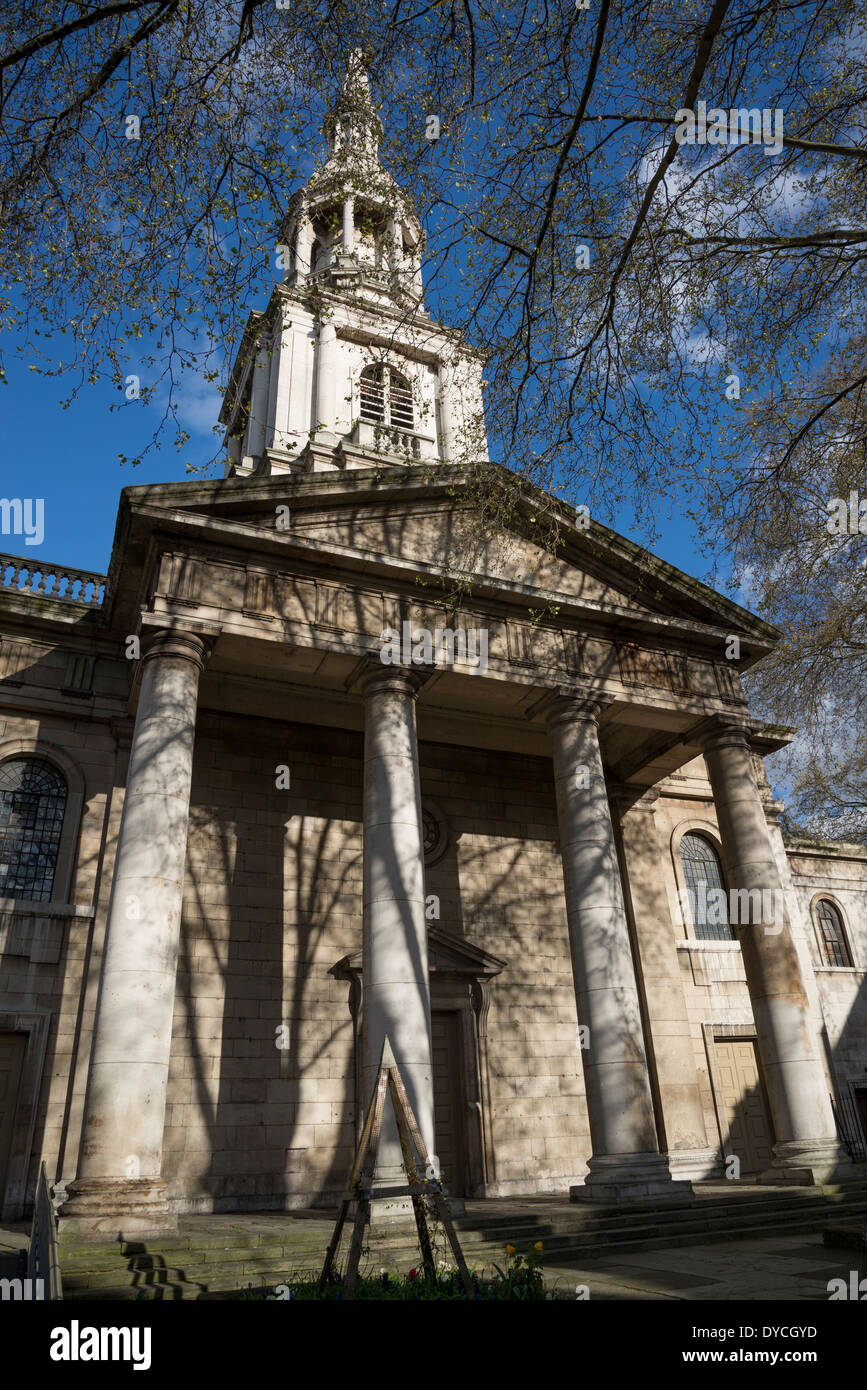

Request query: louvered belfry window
[
  {"left": 359, "top": 364, "right": 413, "bottom": 430},
  {"left": 360, "top": 364, "right": 386, "bottom": 422},
  {"left": 388, "top": 372, "right": 414, "bottom": 429},
  {"left": 0, "top": 757, "right": 68, "bottom": 901}
]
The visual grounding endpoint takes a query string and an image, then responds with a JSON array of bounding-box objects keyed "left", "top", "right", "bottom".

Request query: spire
[
  {"left": 277, "top": 49, "right": 425, "bottom": 311},
  {"left": 323, "top": 49, "right": 383, "bottom": 165}
]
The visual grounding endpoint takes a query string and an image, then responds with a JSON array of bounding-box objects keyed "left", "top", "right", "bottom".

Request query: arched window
[
  {"left": 679, "top": 831, "right": 734, "bottom": 941},
  {"left": 359, "top": 364, "right": 414, "bottom": 431},
  {"left": 0, "top": 757, "right": 68, "bottom": 901},
  {"left": 813, "top": 899, "right": 852, "bottom": 968}
]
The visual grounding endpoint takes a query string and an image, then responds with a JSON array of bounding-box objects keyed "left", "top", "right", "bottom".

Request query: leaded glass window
[
  {"left": 679, "top": 832, "right": 734, "bottom": 941},
  {"left": 0, "top": 757, "right": 68, "bottom": 901},
  {"left": 813, "top": 899, "right": 852, "bottom": 968}
]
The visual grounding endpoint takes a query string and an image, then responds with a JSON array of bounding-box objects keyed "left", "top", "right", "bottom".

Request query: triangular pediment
[
  {"left": 335, "top": 925, "right": 506, "bottom": 980},
  {"left": 114, "top": 463, "right": 778, "bottom": 651}
]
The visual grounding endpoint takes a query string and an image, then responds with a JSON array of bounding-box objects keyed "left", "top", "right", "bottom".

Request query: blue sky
[{"left": 1, "top": 349, "right": 222, "bottom": 574}]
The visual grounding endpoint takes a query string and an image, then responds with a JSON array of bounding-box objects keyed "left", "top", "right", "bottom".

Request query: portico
[{"left": 52, "top": 455, "right": 850, "bottom": 1237}]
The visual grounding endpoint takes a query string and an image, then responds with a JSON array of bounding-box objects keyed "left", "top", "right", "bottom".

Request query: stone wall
[
  {"left": 787, "top": 842, "right": 867, "bottom": 1126},
  {"left": 3, "top": 669, "right": 866, "bottom": 1216},
  {"left": 0, "top": 699, "right": 121, "bottom": 1215},
  {"left": 418, "top": 740, "right": 588, "bottom": 1196},
  {"left": 161, "top": 715, "right": 589, "bottom": 1211}
]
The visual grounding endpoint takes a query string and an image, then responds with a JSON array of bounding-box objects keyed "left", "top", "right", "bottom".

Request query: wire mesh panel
[{"left": 0, "top": 758, "right": 67, "bottom": 901}]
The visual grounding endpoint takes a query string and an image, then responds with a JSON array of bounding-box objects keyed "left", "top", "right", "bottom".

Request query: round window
[{"left": 421, "top": 803, "right": 447, "bottom": 863}]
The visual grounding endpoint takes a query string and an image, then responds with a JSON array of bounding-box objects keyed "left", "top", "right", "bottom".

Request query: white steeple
[
  {"left": 323, "top": 47, "right": 382, "bottom": 163},
  {"left": 219, "top": 52, "right": 488, "bottom": 477}
]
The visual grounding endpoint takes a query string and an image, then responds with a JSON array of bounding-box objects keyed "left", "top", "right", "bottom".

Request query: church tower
[{"left": 219, "top": 51, "right": 488, "bottom": 476}]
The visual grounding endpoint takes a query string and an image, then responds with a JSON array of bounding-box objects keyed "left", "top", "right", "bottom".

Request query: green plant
[
  {"left": 489, "top": 1242, "right": 545, "bottom": 1300},
  {"left": 245, "top": 1240, "right": 549, "bottom": 1301}
]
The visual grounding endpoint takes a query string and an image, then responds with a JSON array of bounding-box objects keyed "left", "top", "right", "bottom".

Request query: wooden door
[
  {"left": 714, "top": 1038, "right": 774, "bottom": 1175},
  {"left": 431, "top": 1011, "right": 467, "bottom": 1197},
  {"left": 0, "top": 1032, "right": 25, "bottom": 1210}
]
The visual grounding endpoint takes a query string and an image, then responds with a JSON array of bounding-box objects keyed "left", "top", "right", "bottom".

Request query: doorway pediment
[{"left": 334, "top": 924, "right": 506, "bottom": 981}]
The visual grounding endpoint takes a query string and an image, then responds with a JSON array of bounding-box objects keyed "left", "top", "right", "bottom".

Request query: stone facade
[{"left": 1, "top": 56, "right": 865, "bottom": 1230}]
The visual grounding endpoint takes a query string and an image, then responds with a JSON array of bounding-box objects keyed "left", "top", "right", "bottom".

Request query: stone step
[
  {"left": 60, "top": 1239, "right": 306, "bottom": 1274},
  {"left": 821, "top": 1223, "right": 866, "bottom": 1253},
  {"left": 450, "top": 1183, "right": 867, "bottom": 1235},
  {"left": 457, "top": 1197, "right": 867, "bottom": 1238},
  {"left": 65, "top": 1282, "right": 211, "bottom": 1302},
  {"left": 61, "top": 1207, "right": 859, "bottom": 1301},
  {"left": 369, "top": 1198, "right": 867, "bottom": 1261},
  {"left": 59, "top": 1185, "right": 867, "bottom": 1298},
  {"left": 62, "top": 1194, "right": 867, "bottom": 1272},
  {"left": 58, "top": 1229, "right": 318, "bottom": 1259},
  {"left": 447, "top": 1196, "right": 867, "bottom": 1242},
  {"left": 63, "top": 1256, "right": 306, "bottom": 1293}
]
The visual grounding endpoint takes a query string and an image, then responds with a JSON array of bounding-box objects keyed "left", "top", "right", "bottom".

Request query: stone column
[
  {"left": 438, "top": 364, "right": 456, "bottom": 463},
  {"left": 542, "top": 692, "right": 692, "bottom": 1203},
  {"left": 225, "top": 434, "right": 241, "bottom": 473},
  {"left": 314, "top": 320, "right": 338, "bottom": 443},
  {"left": 243, "top": 338, "right": 271, "bottom": 468},
  {"left": 700, "top": 718, "right": 850, "bottom": 1183},
  {"left": 614, "top": 790, "right": 718, "bottom": 1180},
  {"left": 295, "top": 211, "right": 314, "bottom": 279},
  {"left": 58, "top": 629, "right": 211, "bottom": 1238},
  {"left": 264, "top": 321, "right": 284, "bottom": 454},
  {"left": 342, "top": 197, "right": 355, "bottom": 255},
  {"left": 359, "top": 664, "right": 435, "bottom": 1206},
  {"left": 388, "top": 216, "right": 402, "bottom": 269}
]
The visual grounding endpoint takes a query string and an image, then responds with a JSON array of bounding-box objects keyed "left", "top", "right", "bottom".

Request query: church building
[{"left": 1, "top": 56, "right": 866, "bottom": 1235}]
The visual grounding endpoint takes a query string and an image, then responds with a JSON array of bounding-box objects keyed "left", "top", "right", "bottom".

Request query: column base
[
  {"left": 665, "top": 1146, "right": 721, "bottom": 1182},
  {"left": 758, "top": 1138, "right": 855, "bottom": 1187},
  {"left": 570, "top": 1152, "right": 695, "bottom": 1205},
  {"left": 57, "top": 1178, "right": 177, "bottom": 1242},
  {"left": 369, "top": 1193, "right": 415, "bottom": 1223}
]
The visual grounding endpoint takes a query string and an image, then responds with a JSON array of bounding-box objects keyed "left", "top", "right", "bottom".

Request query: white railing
[{"left": 0, "top": 554, "right": 106, "bottom": 607}]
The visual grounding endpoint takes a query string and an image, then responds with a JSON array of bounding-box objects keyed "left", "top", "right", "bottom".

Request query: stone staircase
[
  {"left": 59, "top": 1180, "right": 867, "bottom": 1299},
  {"left": 60, "top": 1219, "right": 331, "bottom": 1301}
]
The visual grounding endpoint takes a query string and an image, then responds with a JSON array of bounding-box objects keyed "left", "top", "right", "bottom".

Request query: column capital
[
  {"left": 140, "top": 626, "right": 217, "bottom": 674},
  {"left": 530, "top": 686, "right": 615, "bottom": 731},
  {"left": 345, "top": 653, "right": 433, "bottom": 700},
  {"left": 693, "top": 714, "right": 752, "bottom": 754}
]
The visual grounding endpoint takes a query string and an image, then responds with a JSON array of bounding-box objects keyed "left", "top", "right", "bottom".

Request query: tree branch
[{"left": 0, "top": 1, "right": 159, "bottom": 73}]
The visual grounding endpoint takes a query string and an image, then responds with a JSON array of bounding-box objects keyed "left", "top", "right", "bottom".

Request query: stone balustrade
[
  {"left": 0, "top": 554, "right": 106, "bottom": 607},
  {"left": 352, "top": 419, "right": 429, "bottom": 459}
]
